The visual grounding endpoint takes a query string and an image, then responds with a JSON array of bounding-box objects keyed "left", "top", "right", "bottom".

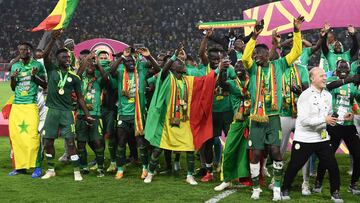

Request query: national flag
[
  {"left": 32, "top": 0, "right": 79, "bottom": 32},
  {"left": 220, "top": 120, "right": 250, "bottom": 182},
  {"left": 9, "top": 104, "right": 40, "bottom": 169},
  {"left": 197, "top": 19, "right": 256, "bottom": 30},
  {"left": 2, "top": 95, "right": 14, "bottom": 119},
  {"left": 145, "top": 71, "right": 217, "bottom": 151}
]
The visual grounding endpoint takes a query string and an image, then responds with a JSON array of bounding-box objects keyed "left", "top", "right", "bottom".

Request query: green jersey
[
  {"left": 327, "top": 76, "right": 360, "bottom": 125},
  {"left": 326, "top": 50, "right": 351, "bottom": 72},
  {"left": 117, "top": 62, "right": 147, "bottom": 116},
  {"left": 186, "top": 64, "right": 202, "bottom": 76},
  {"left": 281, "top": 64, "right": 309, "bottom": 117},
  {"left": 298, "top": 47, "right": 311, "bottom": 66},
  {"left": 101, "top": 66, "right": 118, "bottom": 111},
  {"left": 247, "top": 58, "right": 289, "bottom": 115},
  {"left": 350, "top": 60, "right": 359, "bottom": 76},
  {"left": 11, "top": 59, "right": 46, "bottom": 104},
  {"left": 45, "top": 63, "right": 82, "bottom": 111},
  {"left": 79, "top": 74, "right": 102, "bottom": 116}
]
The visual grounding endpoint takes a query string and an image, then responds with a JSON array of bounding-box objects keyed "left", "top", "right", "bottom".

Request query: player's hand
[
  {"left": 325, "top": 115, "right": 337, "bottom": 126},
  {"left": 320, "top": 28, "right": 327, "bottom": 37},
  {"left": 290, "top": 84, "right": 302, "bottom": 95},
  {"left": 293, "top": 15, "right": 305, "bottom": 32},
  {"left": 11, "top": 69, "right": 19, "bottom": 79},
  {"left": 175, "top": 43, "right": 184, "bottom": 57},
  {"left": 344, "top": 113, "right": 354, "bottom": 121},
  {"left": 122, "top": 47, "right": 131, "bottom": 57},
  {"left": 272, "top": 29, "right": 281, "bottom": 46},
  {"left": 348, "top": 25, "right": 356, "bottom": 35},
  {"left": 31, "top": 67, "right": 38, "bottom": 76},
  {"left": 177, "top": 49, "right": 187, "bottom": 62},
  {"left": 51, "top": 29, "right": 63, "bottom": 40},
  {"left": 323, "top": 22, "right": 331, "bottom": 33},
  {"left": 205, "top": 28, "right": 214, "bottom": 38},
  {"left": 253, "top": 19, "right": 264, "bottom": 39},
  {"left": 137, "top": 47, "right": 150, "bottom": 57}
]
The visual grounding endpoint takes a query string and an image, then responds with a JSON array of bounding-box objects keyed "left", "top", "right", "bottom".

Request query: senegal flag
[
  {"left": 145, "top": 71, "right": 217, "bottom": 151},
  {"left": 220, "top": 119, "right": 250, "bottom": 182},
  {"left": 32, "top": 0, "right": 79, "bottom": 32},
  {"left": 9, "top": 104, "right": 40, "bottom": 169}
]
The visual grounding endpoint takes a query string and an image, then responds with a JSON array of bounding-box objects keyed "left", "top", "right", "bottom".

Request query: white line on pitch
[{"left": 205, "top": 189, "right": 237, "bottom": 203}]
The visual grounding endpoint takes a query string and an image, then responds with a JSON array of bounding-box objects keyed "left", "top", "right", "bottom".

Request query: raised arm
[
  {"left": 160, "top": 43, "right": 184, "bottom": 80},
  {"left": 242, "top": 20, "right": 264, "bottom": 69},
  {"left": 43, "top": 30, "right": 62, "bottom": 67},
  {"left": 309, "top": 29, "right": 324, "bottom": 55},
  {"left": 77, "top": 51, "right": 96, "bottom": 78},
  {"left": 326, "top": 74, "right": 360, "bottom": 91},
  {"left": 269, "top": 29, "right": 281, "bottom": 60},
  {"left": 284, "top": 16, "right": 304, "bottom": 65},
  {"left": 321, "top": 22, "right": 331, "bottom": 56},
  {"left": 138, "top": 48, "right": 161, "bottom": 72},
  {"left": 348, "top": 25, "right": 359, "bottom": 57},
  {"left": 199, "top": 29, "right": 213, "bottom": 66},
  {"left": 110, "top": 49, "right": 130, "bottom": 78}
]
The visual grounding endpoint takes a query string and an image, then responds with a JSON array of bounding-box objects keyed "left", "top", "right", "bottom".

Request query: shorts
[
  {"left": 76, "top": 116, "right": 102, "bottom": 142},
  {"left": 248, "top": 115, "right": 282, "bottom": 150},
  {"left": 213, "top": 111, "right": 234, "bottom": 137},
  {"left": 117, "top": 115, "right": 135, "bottom": 133},
  {"left": 43, "top": 108, "right": 75, "bottom": 139}
]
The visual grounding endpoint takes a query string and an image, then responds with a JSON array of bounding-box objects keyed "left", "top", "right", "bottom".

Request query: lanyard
[{"left": 57, "top": 71, "right": 68, "bottom": 89}]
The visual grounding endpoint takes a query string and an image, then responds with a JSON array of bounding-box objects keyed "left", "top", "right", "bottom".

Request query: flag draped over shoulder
[
  {"left": 32, "top": 0, "right": 79, "bottom": 32},
  {"left": 9, "top": 104, "right": 40, "bottom": 169},
  {"left": 145, "top": 71, "right": 216, "bottom": 151}
]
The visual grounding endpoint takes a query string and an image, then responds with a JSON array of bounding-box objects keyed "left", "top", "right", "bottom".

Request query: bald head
[{"left": 309, "top": 67, "right": 326, "bottom": 90}]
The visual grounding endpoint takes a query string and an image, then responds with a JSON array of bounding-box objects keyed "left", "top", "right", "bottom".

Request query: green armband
[{"left": 170, "top": 54, "right": 177, "bottom": 61}]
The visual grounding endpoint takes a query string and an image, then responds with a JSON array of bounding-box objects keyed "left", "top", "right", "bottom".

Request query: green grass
[
  {"left": 0, "top": 81, "right": 12, "bottom": 106},
  {"left": 0, "top": 137, "right": 359, "bottom": 202}
]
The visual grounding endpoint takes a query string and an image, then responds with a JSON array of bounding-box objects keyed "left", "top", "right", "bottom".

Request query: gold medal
[
  {"left": 21, "top": 72, "right": 27, "bottom": 77},
  {"left": 20, "top": 91, "right": 28, "bottom": 96},
  {"left": 58, "top": 89, "right": 64, "bottom": 95},
  {"left": 340, "top": 89, "right": 346, "bottom": 96},
  {"left": 67, "top": 77, "right": 72, "bottom": 82},
  {"left": 86, "top": 92, "right": 92, "bottom": 100},
  {"left": 286, "top": 98, "right": 291, "bottom": 104},
  {"left": 337, "top": 56, "right": 342, "bottom": 61},
  {"left": 265, "top": 94, "right": 271, "bottom": 102},
  {"left": 128, "top": 97, "right": 135, "bottom": 103},
  {"left": 216, "top": 95, "right": 224, "bottom": 101}
]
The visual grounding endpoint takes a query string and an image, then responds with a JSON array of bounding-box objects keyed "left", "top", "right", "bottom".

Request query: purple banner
[
  {"left": 74, "top": 38, "right": 129, "bottom": 61},
  {"left": 243, "top": 0, "right": 360, "bottom": 46}
]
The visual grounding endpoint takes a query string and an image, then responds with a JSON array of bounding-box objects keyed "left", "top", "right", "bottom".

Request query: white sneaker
[
  {"left": 174, "top": 161, "right": 181, "bottom": 172},
  {"left": 251, "top": 188, "right": 262, "bottom": 200},
  {"left": 144, "top": 173, "right": 154, "bottom": 183},
  {"left": 58, "top": 153, "right": 69, "bottom": 162},
  {"left": 214, "top": 182, "right": 230, "bottom": 191},
  {"left": 41, "top": 170, "right": 56, "bottom": 179},
  {"left": 186, "top": 175, "right": 198, "bottom": 185},
  {"left": 273, "top": 187, "right": 282, "bottom": 201},
  {"left": 74, "top": 171, "right": 83, "bottom": 181},
  {"left": 302, "top": 181, "right": 311, "bottom": 196}
]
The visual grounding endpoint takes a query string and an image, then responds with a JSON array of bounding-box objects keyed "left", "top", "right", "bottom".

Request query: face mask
[{"left": 99, "top": 60, "right": 110, "bottom": 66}]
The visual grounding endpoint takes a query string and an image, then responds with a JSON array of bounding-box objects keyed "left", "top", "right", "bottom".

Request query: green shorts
[
  {"left": 43, "top": 108, "right": 75, "bottom": 139},
  {"left": 248, "top": 115, "right": 282, "bottom": 150},
  {"left": 213, "top": 111, "right": 234, "bottom": 137},
  {"left": 75, "top": 116, "right": 102, "bottom": 142},
  {"left": 117, "top": 115, "right": 134, "bottom": 133}
]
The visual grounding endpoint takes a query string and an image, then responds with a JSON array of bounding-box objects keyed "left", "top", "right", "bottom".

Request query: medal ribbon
[{"left": 57, "top": 71, "right": 68, "bottom": 89}]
